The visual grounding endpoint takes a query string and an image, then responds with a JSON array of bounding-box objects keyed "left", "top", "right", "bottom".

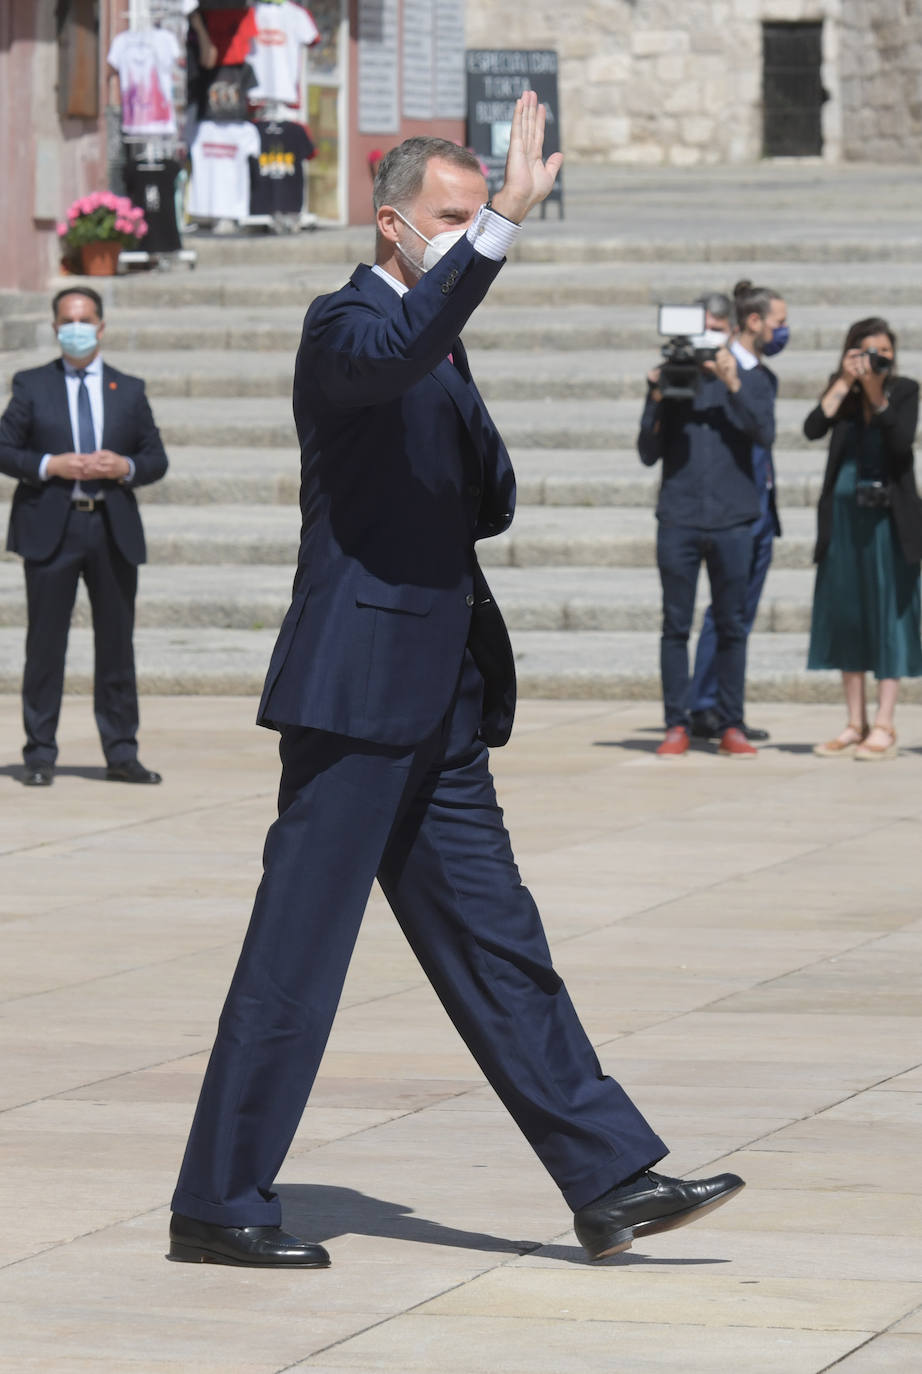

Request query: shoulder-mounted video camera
[{"left": 656, "top": 304, "right": 727, "bottom": 401}]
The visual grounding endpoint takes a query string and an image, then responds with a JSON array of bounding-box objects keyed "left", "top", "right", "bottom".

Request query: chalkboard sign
[{"left": 465, "top": 50, "right": 562, "bottom": 213}]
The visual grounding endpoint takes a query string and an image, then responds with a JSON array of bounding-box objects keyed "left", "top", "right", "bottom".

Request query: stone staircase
[{"left": 3, "top": 206, "right": 922, "bottom": 704}]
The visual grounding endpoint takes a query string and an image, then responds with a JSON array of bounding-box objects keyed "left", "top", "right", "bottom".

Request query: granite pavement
[{"left": 1, "top": 693, "right": 920, "bottom": 1372}]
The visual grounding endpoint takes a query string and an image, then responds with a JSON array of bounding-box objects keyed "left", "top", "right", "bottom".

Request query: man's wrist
[
  {"left": 485, "top": 191, "right": 527, "bottom": 225},
  {"left": 484, "top": 198, "right": 519, "bottom": 226}
]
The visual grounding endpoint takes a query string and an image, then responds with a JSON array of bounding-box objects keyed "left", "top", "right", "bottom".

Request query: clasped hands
[{"left": 46, "top": 449, "right": 131, "bottom": 481}]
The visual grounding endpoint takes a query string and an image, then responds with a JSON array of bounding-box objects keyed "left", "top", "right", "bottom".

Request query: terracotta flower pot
[{"left": 80, "top": 241, "right": 123, "bottom": 276}]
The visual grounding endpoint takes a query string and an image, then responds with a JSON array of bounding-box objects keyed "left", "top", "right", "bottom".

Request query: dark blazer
[
  {"left": 257, "top": 235, "right": 517, "bottom": 748},
  {"left": 638, "top": 365, "right": 775, "bottom": 530},
  {"left": 0, "top": 359, "right": 168, "bottom": 564},
  {"left": 804, "top": 373, "right": 922, "bottom": 565}
]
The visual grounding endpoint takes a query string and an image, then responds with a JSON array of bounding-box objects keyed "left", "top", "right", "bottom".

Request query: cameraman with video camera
[{"left": 638, "top": 292, "right": 776, "bottom": 757}]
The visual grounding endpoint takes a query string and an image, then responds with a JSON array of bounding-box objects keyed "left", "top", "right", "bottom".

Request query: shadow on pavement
[
  {"left": 278, "top": 1185, "right": 736, "bottom": 1266},
  {"left": 278, "top": 1183, "right": 540, "bottom": 1255},
  {"left": 0, "top": 762, "right": 110, "bottom": 783}
]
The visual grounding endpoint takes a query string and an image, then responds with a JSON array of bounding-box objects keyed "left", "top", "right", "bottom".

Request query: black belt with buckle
[{"left": 72, "top": 497, "right": 101, "bottom": 512}]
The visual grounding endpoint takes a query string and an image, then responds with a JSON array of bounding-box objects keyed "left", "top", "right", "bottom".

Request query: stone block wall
[
  {"left": 839, "top": 0, "right": 922, "bottom": 161},
  {"left": 465, "top": 0, "right": 860, "bottom": 164}
]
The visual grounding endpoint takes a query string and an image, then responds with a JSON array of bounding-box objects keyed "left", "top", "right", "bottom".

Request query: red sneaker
[
  {"left": 718, "top": 727, "right": 758, "bottom": 758},
  {"left": 656, "top": 725, "right": 690, "bottom": 757}
]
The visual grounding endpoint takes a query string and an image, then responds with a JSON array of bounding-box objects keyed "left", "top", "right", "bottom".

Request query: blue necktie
[{"left": 76, "top": 370, "right": 100, "bottom": 495}]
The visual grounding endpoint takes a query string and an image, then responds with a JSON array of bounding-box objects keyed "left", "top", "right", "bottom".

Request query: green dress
[{"left": 808, "top": 424, "right": 922, "bottom": 678}]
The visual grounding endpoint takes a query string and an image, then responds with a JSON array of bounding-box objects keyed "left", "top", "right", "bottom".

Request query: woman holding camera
[{"left": 806, "top": 317, "right": 922, "bottom": 759}]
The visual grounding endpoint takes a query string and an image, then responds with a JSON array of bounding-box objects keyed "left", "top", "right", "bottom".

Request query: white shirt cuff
[
  {"left": 467, "top": 204, "right": 520, "bottom": 262},
  {"left": 123, "top": 457, "right": 136, "bottom": 483},
  {"left": 39, "top": 453, "right": 52, "bottom": 480}
]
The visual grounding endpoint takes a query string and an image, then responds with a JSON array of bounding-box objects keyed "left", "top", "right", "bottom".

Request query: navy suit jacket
[
  {"left": 0, "top": 358, "right": 168, "bottom": 564},
  {"left": 258, "top": 235, "right": 517, "bottom": 748}
]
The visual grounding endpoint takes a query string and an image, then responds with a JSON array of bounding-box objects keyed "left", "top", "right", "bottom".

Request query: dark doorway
[{"left": 762, "top": 21, "right": 826, "bottom": 156}]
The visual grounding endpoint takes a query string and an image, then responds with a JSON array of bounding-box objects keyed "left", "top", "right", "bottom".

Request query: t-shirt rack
[
  {"left": 108, "top": 2, "right": 197, "bottom": 269},
  {"left": 183, "top": 2, "right": 321, "bottom": 234}
]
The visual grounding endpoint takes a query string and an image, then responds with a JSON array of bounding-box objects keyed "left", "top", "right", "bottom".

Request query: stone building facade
[{"left": 465, "top": 0, "right": 922, "bottom": 165}]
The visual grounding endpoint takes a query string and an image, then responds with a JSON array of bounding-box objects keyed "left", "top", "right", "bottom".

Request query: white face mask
[
  {"left": 690, "top": 328, "right": 729, "bottom": 351},
  {"left": 393, "top": 208, "right": 466, "bottom": 274}
]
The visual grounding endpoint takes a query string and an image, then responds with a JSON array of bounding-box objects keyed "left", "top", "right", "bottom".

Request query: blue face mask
[
  {"left": 57, "top": 321, "right": 99, "bottom": 359},
  {"left": 762, "top": 325, "right": 789, "bottom": 357}
]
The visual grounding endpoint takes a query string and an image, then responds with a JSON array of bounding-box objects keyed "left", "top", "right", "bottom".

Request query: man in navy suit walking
[
  {"left": 169, "top": 94, "right": 744, "bottom": 1269},
  {"left": 0, "top": 286, "right": 167, "bottom": 786}
]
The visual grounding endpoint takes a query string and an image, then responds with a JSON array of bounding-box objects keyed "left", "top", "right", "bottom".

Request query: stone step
[
  {"left": 0, "top": 622, "right": 890, "bottom": 704},
  {"left": 11, "top": 302, "right": 922, "bottom": 363},
  {"left": 95, "top": 259, "right": 922, "bottom": 312},
  {"left": 0, "top": 446, "right": 827, "bottom": 511},
  {"left": 0, "top": 561, "right": 819, "bottom": 633},
  {"left": 181, "top": 226, "right": 922, "bottom": 268},
  {"left": 25, "top": 346, "right": 910, "bottom": 405},
  {"left": 20, "top": 393, "right": 849, "bottom": 453},
  {"left": 0, "top": 502, "right": 821, "bottom": 569}
]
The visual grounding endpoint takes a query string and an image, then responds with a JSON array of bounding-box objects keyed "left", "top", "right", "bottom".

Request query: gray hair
[
  {"left": 372, "top": 137, "right": 484, "bottom": 215},
  {"left": 696, "top": 292, "right": 732, "bottom": 322}
]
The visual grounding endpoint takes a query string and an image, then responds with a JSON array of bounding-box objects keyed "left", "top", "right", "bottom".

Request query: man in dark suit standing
[
  {"left": 0, "top": 286, "right": 167, "bottom": 786},
  {"left": 169, "top": 94, "right": 743, "bottom": 1270}
]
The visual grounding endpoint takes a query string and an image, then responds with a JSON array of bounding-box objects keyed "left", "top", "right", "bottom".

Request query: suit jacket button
[
  {"left": 441, "top": 283, "right": 451, "bottom": 295},
  {"left": 465, "top": 593, "right": 475, "bottom": 606}
]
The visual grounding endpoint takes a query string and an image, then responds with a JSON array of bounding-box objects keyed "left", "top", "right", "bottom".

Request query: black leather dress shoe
[
  {"left": 23, "top": 764, "right": 54, "bottom": 787},
  {"left": 689, "top": 709, "right": 721, "bottom": 740},
  {"left": 106, "top": 759, "right": 162, "bottom": 784},
  {"left": 573, "top": 1169, "right": 745, "bottom": 1260},
  {"left": 168, "top": 1213, "right": 330, "bottom": 1267},
  {"left": 741, "top": 723, "right": 770, "bottom": 742}
]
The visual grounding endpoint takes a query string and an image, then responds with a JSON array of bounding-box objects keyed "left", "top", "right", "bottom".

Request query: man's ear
[
  {"left": 96, "top": 319, "right": 106, "bottom": 342},
  {"left": 377, "top": 205, "right": 401, "bottom": 244}
]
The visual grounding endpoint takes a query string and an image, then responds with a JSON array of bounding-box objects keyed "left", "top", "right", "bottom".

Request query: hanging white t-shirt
[
  {"left": 188, "top": 120, "right": 261, "bottom": 221},
  {"left": 107, "top": 28, "right": 181, "bottom": 136},
  {"left": 248, "top": 2, "right": 320, "bottom": 106}
]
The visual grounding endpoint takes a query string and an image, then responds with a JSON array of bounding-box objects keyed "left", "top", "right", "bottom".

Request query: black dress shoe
[
  {"left": 23, "top": 764, "right": 54, "bottom": 787},
  {"left": 168, "top": 1213, "right": 330, "bottom": 1268},
  {"left": 106, "top": 759, "right": 162, "bottom": 784},
  {"left": 689, "top": 709, "right": 721, "bottom": 740},
  {"left": 741, "top": 723, "right": 770, "bottom": 742},
  {"left": 573, "top": 1169, "right": 745, "bottom": 1261}
]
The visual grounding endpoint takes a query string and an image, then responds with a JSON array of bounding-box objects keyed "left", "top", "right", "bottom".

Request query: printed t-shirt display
[
  {"left": 197, "top": 63, "right": 258, "bottom": 121},
  {"left": 189, "top": 119, "right": 261, "bottom": 221},
  {"left": 107, "top": 27, "right": 181, "bottom": 136},
  {"left": 248, "top": 1, "right": 320, "bottom": 105},
  {"left": 249, "top": 121, "right": 315, "bottom": 214},
  {"left": 124, "top": 159, "right": 183, "bottom": 253}
]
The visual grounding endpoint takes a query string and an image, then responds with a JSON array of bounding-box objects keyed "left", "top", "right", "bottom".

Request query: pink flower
[
  {"left": 129, "top": 205, "right": 145, "bottom": 221},
  {"left": 114, "top": 217, "right": 135, "bottom": 234},
  {"left": 56, "top": 221, "right": 68, "bottom": 237},
  {"left": 136, "top": 221, "right": 148, "bottom": 238}
]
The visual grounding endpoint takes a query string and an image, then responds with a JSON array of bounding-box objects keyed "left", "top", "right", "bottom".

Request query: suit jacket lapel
[
  {"left": 47, "top": 359, "right": 76, "bottom": 453},
  {"left": 353, "top": 266, "right": 489, "bottom": 459},
  {"left": 100, "top": 363, "right": 118, "bottom": 448}
]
